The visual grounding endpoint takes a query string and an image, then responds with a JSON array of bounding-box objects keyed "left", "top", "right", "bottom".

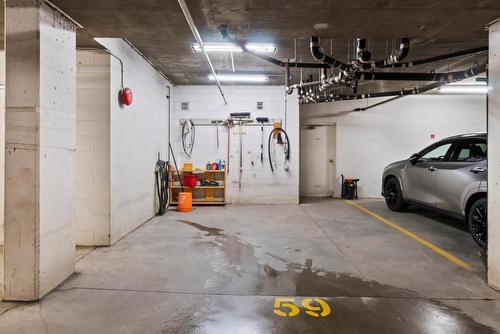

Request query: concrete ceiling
[{"left": 8, "top": 1, "right": 500, "bottom": 93}]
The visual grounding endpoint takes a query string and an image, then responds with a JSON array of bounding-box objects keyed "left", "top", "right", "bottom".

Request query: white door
[{"left": 300, "top": 125, "right": 336, "bottom": 197}]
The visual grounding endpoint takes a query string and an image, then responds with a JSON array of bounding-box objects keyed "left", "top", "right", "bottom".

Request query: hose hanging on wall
[
  {"left": 181, "top": 119, "right": 196, "bottom": 158},
  {"left": 155, "top": 157, "right": 169, "bottom": 215},
  {"left": 268, "top": 127, "right": 290, "bottom": 172}
]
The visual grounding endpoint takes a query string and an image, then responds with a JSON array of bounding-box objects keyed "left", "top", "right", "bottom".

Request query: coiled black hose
[
  {"left": 268, "top": 127, "right": 290, "bottom": 172},
  {"left": 155, "top": 159, "right": 169, "bottom": 215}
]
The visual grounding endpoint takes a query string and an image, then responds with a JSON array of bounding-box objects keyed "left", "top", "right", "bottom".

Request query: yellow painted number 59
[
  {"left": 302, "top": 298, "right": 331, "bottom": 317},
  {"left": 273, "top": 297, "right": 331, "bottom": 318},
  {"left": 273, "top": 298, "right": 300, "bottom": 317}
]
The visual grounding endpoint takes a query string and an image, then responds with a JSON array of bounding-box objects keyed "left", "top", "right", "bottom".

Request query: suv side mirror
[{"left": 409, "top": 153, "right": 421, "bottom": 165}]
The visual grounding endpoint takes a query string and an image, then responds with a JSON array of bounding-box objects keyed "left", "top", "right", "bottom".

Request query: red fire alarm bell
[{"left": 121, "top": 87, "right": 133, "bottom": 106}]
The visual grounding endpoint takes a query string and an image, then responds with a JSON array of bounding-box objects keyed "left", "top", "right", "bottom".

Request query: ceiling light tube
[
  {"left": 208, "top": 74, "right": 269, "bottom": 82},
  {"left": 245, "top": 43, "right": 277, "bottom": 53},
  {"left": 438, "top": 85, "right": 489, "bottom": 94},
  {"left": 193, "top": 42, "right": 276, "bottom": 53},
  {"left": 192, "top": 43, "right": 242, "bottom": 53}
]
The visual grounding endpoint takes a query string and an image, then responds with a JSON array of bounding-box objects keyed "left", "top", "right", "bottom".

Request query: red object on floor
[{"left": 183, "top": 174, "right": 198, "bottom": 187}]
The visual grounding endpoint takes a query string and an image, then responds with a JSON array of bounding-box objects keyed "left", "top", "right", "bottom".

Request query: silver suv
[{"left": 382, "top": 133, "right": 487, "bottom": 247}]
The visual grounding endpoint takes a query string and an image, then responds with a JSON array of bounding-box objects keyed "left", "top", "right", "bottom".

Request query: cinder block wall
[
  {"left": 172, "top": 86, "right": 300, "bottom": 205},
  {"left": 103, "top": 39, "right": 169, "bottom": 243},
  {"left": 75, "top": 51, "right": 111, "bottom": 246},
  {"left": 75, "top": 39, "right": 169, "bottom": 246}
]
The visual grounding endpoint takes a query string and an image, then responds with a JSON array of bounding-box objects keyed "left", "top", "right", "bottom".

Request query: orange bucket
[{"left": 178, "top": 192, "right": 192, "bottom": 212}]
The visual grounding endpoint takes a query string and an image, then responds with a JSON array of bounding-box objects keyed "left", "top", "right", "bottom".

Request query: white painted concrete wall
[
  {"left": 172, "top": 86, "right": 299, "bottom": 204},
  {"left": 4, "top": 1, "right": 76, "bottom": 300},
  {"left": 76, "top": 51, "right": 111, "bottom": 246},
  {"left": 301, "top": 95, "right": 487, "bottom": 198},
  {"left": 488, "top": 20, "right": 500, "bottom": 290},
  {"left": 95, "top": 39, "right": 169, "bottom": 244}
]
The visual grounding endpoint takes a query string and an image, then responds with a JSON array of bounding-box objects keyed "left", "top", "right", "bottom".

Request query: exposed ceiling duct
[
  {"left": 308, "top": 36, "right": 411, "bottom": 93},
  {"left": 377, "top": 46, "right": 488, "bottom": 68},
  {"left": 292, "top": 35, "right": 489, "bottom": 102},
  {"left": 300, "top": 63, "right": 487, "bottom": 105}
]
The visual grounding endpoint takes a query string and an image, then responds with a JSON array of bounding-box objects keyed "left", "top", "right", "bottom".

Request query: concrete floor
[{"left": 0, "top": 199, "right": 499, "bottom": 333}]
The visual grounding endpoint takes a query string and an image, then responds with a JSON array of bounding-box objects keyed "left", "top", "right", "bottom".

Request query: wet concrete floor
[{"left": 0, "top": 199, "right": 499, "bottom": 333}]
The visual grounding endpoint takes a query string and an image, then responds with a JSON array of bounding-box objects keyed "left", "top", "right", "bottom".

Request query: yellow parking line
[{"left": 345, "top": 200, "right": 475, "bottom": 272}]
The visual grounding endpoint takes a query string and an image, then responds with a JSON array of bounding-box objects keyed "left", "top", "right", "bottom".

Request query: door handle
[
  {"left": 427, "top": 166, "right": 437, "bottom": 172},
  {"left": 470, "top": 167, "right": 487, "bottom": 174}
]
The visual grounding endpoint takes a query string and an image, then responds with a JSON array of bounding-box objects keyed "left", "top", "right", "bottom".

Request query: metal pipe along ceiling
[
  {"left": 378, "top": 46, "right": 488, "bottom": 68},
  {"left": 301, "top": 63, "right": 487, "bottom": 104},
  {"left": 354, "top": 63, "right": 487, "bottom": 81},
  {"left": 178, "top": 0, "right": 227, "bottom": 105},
  {"left": 310, "top": 36, "right": 350, "bottom": 71}
]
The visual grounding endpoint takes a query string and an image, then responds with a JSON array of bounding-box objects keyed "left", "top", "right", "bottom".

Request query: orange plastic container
[{"left": 178, "top": 192, "right": 192, "bottom": 212}]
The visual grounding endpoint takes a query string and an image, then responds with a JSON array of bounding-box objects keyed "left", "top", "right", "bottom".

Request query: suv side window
[
  {"left": 420, "top": 142, "right": 453, "bottom": 162},
  {"left": 450, "top": 139, "right": 487, "bottom": 162}
]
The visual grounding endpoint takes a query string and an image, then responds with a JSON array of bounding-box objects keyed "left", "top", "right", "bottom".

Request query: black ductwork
[
  {"left": 355, "top": 38, "right": 372, "bottom": 63},
  {"left": 311, "top": 36, "right": 410, "bottom": 71},
  {"left": 355, "top": 63, "right": 487, "bottom": 82},
  {"left": 372, "top": 38, "right": 410, "bottom": 67},
  {"left": 310, "top": 36, "right": 350, "bottom": 71},
  {"left": 378, "top": 46, "right": 488, "bottom": 68},
  {"left": 300, "top": 63, "right": 487, "bottom": 105}
]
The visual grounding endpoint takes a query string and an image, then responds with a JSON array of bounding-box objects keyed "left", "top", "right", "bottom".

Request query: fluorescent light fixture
[
  {"left": 438, "top": 85, "right": 489, "bottom": 94},
  {"left": 192, "top": 42, "right": 276, "bottom": 53},
  {"left": 192, "top": 43, "right": 242, "bottom": 53},
  {"left": 208, "top": 74, "right": 269, "bottom": 83},
  {"left": 246, "top": 43, "right": 277, "bottom": 53}
]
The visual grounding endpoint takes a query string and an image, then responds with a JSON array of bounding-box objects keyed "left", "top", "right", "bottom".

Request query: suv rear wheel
[
  {"left": 384, "top": 178, "right": 407, "bottom": 212},
  {"left": 468, "top": 198, "right": 487, "bottom": 248}
]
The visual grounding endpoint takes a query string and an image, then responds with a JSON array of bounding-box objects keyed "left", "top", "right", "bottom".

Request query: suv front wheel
[
  {"left": 384, "top": 178, "right": 407, "bottom": 212},
  {"left": 468, "top": 198, "right": 487, "bottom": 248}
]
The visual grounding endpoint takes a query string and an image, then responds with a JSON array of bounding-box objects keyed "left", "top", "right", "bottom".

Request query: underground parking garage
[{"left": 1, "top": 0, "right": 500, "bottom": 332}]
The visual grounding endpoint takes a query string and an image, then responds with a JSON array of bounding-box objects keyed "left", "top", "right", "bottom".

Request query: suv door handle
[
  {"left": 470, "top": 167, "right": 487, "bottom": 173},
  {"left": 427, "top": 166, "right": 437, "bottom": 172}
]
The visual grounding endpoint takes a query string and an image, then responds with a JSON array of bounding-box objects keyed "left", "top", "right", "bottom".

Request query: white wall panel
[
  {"left": 95, "top": 38, "right": 169, "bottom": 243},
  {"left": 172, "top": 86, "right": 299, "bottom": 204},
  {"left": 301, "top": 94, "right": 487, "bottom": 198}
]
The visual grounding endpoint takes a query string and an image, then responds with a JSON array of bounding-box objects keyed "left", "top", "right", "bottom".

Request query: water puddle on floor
[
  {"left": 178, "top": 220, "right": 224, "bottom": 236},
  {"left": 178, "top": 219, "right": 416, "bottom": 297},
  {"left": 168, "top": 219, "right": 496, "bottom": 333}
]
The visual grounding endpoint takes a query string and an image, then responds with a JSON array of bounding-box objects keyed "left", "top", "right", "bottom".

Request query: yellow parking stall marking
[
  {"left": 273, "top": 298, "right": 332, "bottom": 318},
  {"left": 345, "top": 200, "right": 475, "bottom": 272}
]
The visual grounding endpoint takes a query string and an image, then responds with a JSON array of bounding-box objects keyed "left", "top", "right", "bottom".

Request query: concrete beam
[
  {"left": 488, "top": 20, "right": 500, "bottom": 291},
  {"left": 4, "top": 0, "right": 76, "bottom": 301}
]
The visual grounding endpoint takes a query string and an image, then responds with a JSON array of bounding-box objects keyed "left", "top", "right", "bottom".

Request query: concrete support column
[
  {"left": 489, "top": 20, "right": 500, "bottom": 290},
  {"left": 4, "top": 0, "right": 76, "bottom": 300}
]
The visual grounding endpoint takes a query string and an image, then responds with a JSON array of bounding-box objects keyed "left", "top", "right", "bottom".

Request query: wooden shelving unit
[{"left": 168, "top": 165, "right": 226, "bottom": 206}]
